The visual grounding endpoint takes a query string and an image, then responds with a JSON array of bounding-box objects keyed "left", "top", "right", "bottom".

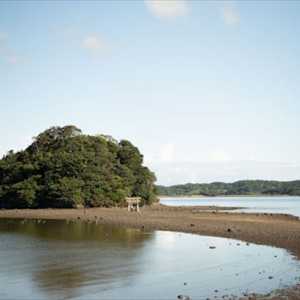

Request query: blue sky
[{"left": 1, "top": 1, "right": 300, "bottom": 185}]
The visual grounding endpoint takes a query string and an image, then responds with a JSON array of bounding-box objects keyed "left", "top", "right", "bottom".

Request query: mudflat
[{"left": 1, "top": 203, "right": 300, "bottom": 299}]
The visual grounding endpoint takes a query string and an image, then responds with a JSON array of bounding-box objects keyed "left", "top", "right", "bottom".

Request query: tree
[{"left": 0, "top": 126, "right": 157, "bottom": 208}]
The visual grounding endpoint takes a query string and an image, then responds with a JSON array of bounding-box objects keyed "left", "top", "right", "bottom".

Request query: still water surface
[
  {"left": 160, "top": 196, "right": 300, "bottom": 218},
  {"left": 0, "top": 218, "right": 300, "bottom": 299}
]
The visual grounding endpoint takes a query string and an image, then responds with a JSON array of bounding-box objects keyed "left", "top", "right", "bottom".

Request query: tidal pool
[{"left": 0, "top": 218, "right": 299, "bottom": 299}]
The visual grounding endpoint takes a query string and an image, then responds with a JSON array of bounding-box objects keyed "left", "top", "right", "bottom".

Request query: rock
[
  {"left": 190, "top": 223, "right": 195, "bottom": 227},
  {"left": 246, "top": 243, "right": 249, "bottom": 246},
  {"left": 177, "top": 295, "right": 183, "bottom": 299},
  {"left": 77, "top": 217, "right": 81, "bottom": 220},
  {"left": 227, "top": 228, "right": 232, "bottom": 232},
  {"left": 209, "top": 246, "right": 216, "bottom": 249},
  {"left": 269, "top": 276, "right": 274, "bottom": 279},
  {"left": 215, "top": 290, "right": 218, "bottom": 293},
  {"left": 184, "top": 282, "right": 187, "bottom": 285}
]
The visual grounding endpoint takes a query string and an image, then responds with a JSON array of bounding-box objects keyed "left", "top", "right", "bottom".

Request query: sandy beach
[{"left": 1, "top": 204, "right": 300, "bottom": 299}]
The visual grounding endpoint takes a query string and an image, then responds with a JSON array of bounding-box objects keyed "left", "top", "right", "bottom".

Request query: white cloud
[
  {"left": 83, "top": 35, "right": 111, "bottom": 56},
  {"left": 75, "top": 12, "right": 87, "bottom": 20},
  {"left": 144, "top": 144, "right": 174, "bottom": 163},
  {"left": 5, "top": 56, "right": 21, "bottom": 66},
  {"left": 145, "top": 0, "right": 189, "bottom": 20},
  {"left": 0, "top": 30, "right": 10, "bottom": 42},
  {"left": 208, "top": 148, "right": 231, "bottom": 163},
  {"left": 160, "top": 144, "right": 174, "bottom": 162},
  {"left": 219, "top": 3, "right": 240, "bottom": 27}
]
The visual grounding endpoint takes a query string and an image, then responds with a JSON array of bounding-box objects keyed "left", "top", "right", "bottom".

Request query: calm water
[
  {"left": 160, "top": 196, "right": 300, "bottom": 218},
  {"left": 1, "top": 218, "right": 300, "bottom": 299}
]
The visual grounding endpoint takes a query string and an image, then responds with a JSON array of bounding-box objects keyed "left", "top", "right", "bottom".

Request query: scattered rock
[{"left": 209, "top": 246, "right": 216, "bottom": 249}]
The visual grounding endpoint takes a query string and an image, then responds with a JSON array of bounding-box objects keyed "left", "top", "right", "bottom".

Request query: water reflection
[
  {"left": 0, "top": 218, "right": 300, "bottom": 299},
  {"left": 0, "top": 219, "right": 153, "bottom": 299},
  {"left": 0, "top": 219, "right": 148, "bottom": 246}
]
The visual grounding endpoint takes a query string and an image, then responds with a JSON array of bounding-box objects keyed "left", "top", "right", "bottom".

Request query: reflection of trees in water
[
  {"left": 0, "top": 219, "right": 154, "bottom": 299},
  {"left": 32, "top": 267, "right": 91, "bottom": 299},
  {"left": 0, "top": 219, "right": 153, "bottom": 246}
]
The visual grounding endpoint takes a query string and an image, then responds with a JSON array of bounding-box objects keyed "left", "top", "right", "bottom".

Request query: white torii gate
[{"left": 125, "top": 197, "right": 141, "bottom": 212}]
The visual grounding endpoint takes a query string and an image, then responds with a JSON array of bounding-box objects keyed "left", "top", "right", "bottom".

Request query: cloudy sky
[{"left": 1, "top": 1, "right": 300, "bottom": 185}]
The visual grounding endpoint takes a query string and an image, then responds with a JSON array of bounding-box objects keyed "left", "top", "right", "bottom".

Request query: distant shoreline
[{"left": 158, "top": 194, "right": 296, "bottom": 198}]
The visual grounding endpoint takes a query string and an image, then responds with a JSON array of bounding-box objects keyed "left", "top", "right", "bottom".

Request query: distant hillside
[{"left": 157, "top": 180, "right": 300, "bottom": 197}]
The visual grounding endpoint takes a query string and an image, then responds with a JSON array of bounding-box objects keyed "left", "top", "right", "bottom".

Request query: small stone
[
  {"left": 184, "top": 282, "right": 187, "bottom": 285},
  {"left": 190, "top": 223, "right": 195, "bottom": 227},
  {"left": 215, "top": 290, "right": 219, "bottom": 293},
  {"left": 246, "top": 243, "right": 249, "bottom": 246},
  {"left": 178, "top": 295, "right": 183, "bottom": 299},
  {"left": 227, "top": 228, "right": 232, "bottom": 232},
  {"left": 269, "top": 276, "right": 274, "bottom": 280},
  {"left": 209, "top": 246, "right": 216, "bottom": 249}
]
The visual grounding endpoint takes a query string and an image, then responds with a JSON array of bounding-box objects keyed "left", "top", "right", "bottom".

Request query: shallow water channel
[{"left": 0, "top": 218, "right": 299, "bottom": 299}]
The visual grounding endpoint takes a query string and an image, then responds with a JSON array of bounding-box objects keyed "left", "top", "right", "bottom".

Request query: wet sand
[{"left": 1, "top": 203, "right": 300, "bottom": 299}]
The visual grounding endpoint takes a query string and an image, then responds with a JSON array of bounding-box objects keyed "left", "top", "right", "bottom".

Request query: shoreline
[
  {"left": 158, "top": 194, "right": 297, "bottom": 198},
  {"left": 1, "top": 204, "right": 300, "bottom": 299}
]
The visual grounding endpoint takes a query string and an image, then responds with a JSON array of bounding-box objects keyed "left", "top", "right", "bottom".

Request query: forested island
[
  {"left": 157, "top": 180, "right": 300, "bottom": 197},
  {"left": 0, "top": 126, "right": 157, "bottom": 208}
]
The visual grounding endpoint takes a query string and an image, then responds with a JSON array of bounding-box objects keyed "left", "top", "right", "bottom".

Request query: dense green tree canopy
[
  {"left": 157, "top": 180, "right": 300, "bottom": 197},
  {"left": 0, "top": 126, "right": 157, "bottom": 208}
]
